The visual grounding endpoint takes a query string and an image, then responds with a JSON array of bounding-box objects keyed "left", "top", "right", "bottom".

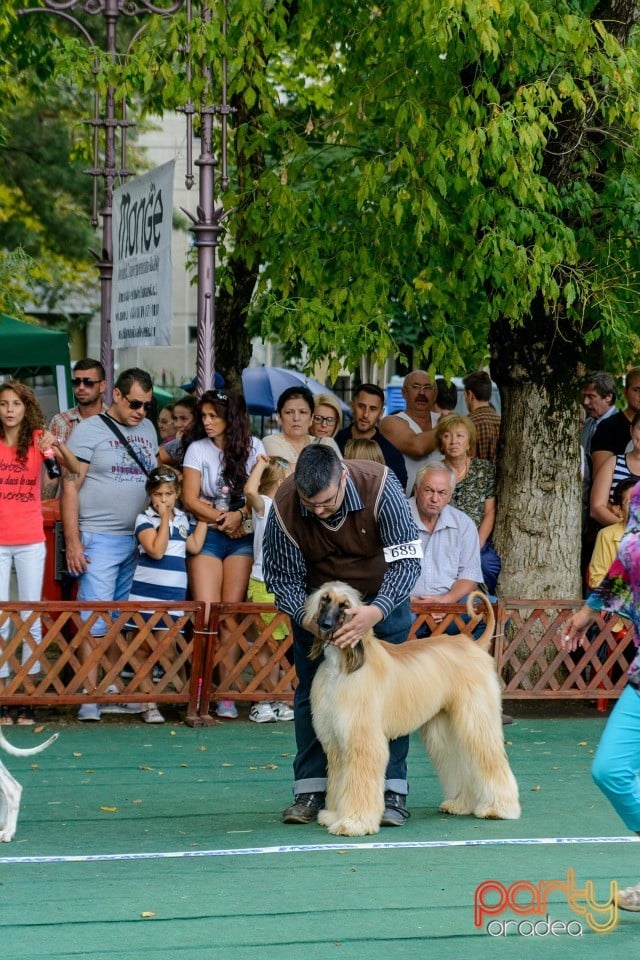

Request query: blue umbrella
[{"left": 242, "top": 366, "right": 349, "bottom": 416}]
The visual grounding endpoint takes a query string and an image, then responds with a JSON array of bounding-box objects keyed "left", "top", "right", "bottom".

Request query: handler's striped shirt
[{"left": 263, "top": 466, "right": 421, "bottom": 626}]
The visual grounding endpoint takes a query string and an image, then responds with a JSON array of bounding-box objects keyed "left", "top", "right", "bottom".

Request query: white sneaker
[
  {"left": 101, "top": 684, "right": 145, "bottom": 714},
  {"left": 101, "top": 703, "right": 145, "bottom": 713},
  {"left": 143, "top": 704, "right": 165, "bottom": 724},
  {"left": 78, "top": 702, "right": 100, "bottom": 722},
  {"left": 273, "top": 702, "right": 294, "bottom": 721},
  {"left": 249, "top": 702, "right": 278, "bottom": 723},
  {"left": 215, "top": 700, "right": 238, "bottom": 719}
]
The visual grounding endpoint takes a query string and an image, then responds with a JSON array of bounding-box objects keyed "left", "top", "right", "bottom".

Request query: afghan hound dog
[{"left": 307, "top": 582, "right": 520, "bottom": 836}]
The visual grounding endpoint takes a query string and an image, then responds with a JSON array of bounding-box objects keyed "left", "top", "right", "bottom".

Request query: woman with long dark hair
[
  {"left": 182, "top": 389, "right": 265, "bottom": 718},
  {"left": 0, "top": 380, "right": 80, "bottom": 724}
]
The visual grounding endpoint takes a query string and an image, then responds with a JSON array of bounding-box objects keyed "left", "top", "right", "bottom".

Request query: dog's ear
[
  {"left": 345, "top": 641, "right": 364, "bottom": 674},
  {"left": 309, "top": 636, "right": 325, "bottom": 661}
]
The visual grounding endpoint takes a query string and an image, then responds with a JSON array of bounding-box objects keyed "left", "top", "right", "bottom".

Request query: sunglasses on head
[
  {"left": 123, "top": 396, "right": 153, "bottom": 412},
  {"left": 149, "top": 471, "right": 179, "bottom": 484},
  {"left": 72, "top": 377, "right": 100, "bottom": 387},
  {"left": 212, "top": 390, "right": 228, "bottom": 402}
]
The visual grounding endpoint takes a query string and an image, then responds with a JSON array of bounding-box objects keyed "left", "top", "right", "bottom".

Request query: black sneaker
[
  {"left": 282, "top": 792, "right": 326, "bottom": 824},
  {"left": 381, "top": 791, "right": 410, "bottom": 827}
]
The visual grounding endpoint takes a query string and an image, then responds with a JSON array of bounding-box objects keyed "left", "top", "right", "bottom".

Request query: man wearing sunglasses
[
  {"left": 61, "top": 368, "right": 158, "bottom": 721},
  {"left": 263, "top": 444, "right": 422, "bottom": 828},
  {"left": 45, "top": 359, "right": 108, "bottom": 497}
]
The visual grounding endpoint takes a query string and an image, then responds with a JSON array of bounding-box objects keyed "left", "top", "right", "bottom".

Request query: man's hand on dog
[{"left": 331, "top": 605, "right": 383, "bottom": 648}]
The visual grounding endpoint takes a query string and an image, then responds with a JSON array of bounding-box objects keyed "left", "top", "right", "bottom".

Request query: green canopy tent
[{"left": 0, "top": 313, "right": 72, "bottom": 417}]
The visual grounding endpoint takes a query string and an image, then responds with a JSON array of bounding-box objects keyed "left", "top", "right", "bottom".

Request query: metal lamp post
[{"left": 18, "top": 0, "right": 230, "bottom": 397}]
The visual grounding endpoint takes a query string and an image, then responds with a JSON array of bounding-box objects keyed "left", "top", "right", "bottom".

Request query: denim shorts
[{"left": 199, "top": 527, "right": 254, "bottom": 560}]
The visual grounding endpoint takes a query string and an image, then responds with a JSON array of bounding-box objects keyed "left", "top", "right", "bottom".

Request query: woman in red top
[{"left": 0, "top": 380, "right": 79, "bottom": 724}]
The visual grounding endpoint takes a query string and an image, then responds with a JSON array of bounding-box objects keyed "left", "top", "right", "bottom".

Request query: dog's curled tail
[
  {"left": 0, "top": 726, "right": 59, "bottom": 758},
  {"left": 466, "top": 591, "right": 495, "bottom": 651}
]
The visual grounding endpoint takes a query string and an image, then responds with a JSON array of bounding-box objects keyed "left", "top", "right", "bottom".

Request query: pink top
[{"left": 0, "top": 431, "right": 45, "bottom": 544}]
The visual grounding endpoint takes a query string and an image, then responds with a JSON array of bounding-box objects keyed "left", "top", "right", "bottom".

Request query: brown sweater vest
[{"left": 274, "top": 461, "right": 388, "bottom": 596}]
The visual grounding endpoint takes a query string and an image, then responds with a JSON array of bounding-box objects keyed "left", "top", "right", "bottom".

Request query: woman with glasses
[
  {"left": 435, "top": 413, "right": 501, "bottom": 594},
  {"left": 182, "top": 389, "right": 265, "bottom": 719},
  {"left": 263, "top": 386, "right": 341, "bottom": 466},
  {"left": 310, "top": 394, "right": 343, "bottom": 440},
  {"left": 156, "top": 403, "right": 175, "bottom": 442}
]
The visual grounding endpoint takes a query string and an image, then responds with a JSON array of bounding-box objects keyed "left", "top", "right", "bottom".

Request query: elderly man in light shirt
[
  {"left": 409, "top": 461, "right": 482, "bottom": 607},
  {"left": 409, "top": 462, "right": 511, "bottom": 721}
]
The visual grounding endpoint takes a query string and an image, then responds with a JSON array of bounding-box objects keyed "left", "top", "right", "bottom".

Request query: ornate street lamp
[{"left": 18, "top": 0, "right": 231, "bottom": 396}]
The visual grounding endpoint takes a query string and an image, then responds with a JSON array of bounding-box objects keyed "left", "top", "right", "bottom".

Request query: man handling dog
[{"left": 263, "top": 444, "right": 422, "bottom": 826}]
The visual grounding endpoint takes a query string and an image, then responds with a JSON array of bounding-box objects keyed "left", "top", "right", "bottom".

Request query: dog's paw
[
  {"left": 439, "top": 798, "right": 473, "bottom": 816},
  {"left": 474, "top": 801, "right": 521, "bottom": 820},
  {"left": 318, "top": 808, "right": 338, "bottom": 827},
  {"left": 0, "top": 830, "right": 15, "bottom": 842},
  {"left": 327, "top": 817, "right": 380, "bottom": 837}
]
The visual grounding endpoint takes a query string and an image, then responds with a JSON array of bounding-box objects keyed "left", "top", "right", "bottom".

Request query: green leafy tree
[
  {"left": 7, "top": 1, "right": 640, "bottom": 597},
  {"left": 0, "top": 9, "right": 97, "bottom": 321},
  {"left": 227, "top": 0, "right": 640, "bottom": 596}
]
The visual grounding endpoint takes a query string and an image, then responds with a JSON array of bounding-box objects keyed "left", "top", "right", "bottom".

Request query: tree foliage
[
  {"left": 5, "top": 1, "right": 640, "bottom": 373},
  {"left": 0, "top": 7, "right": 97, "bottom": 320},
  {"left": 6, "top": 2, "right": 640, "bottom": 596},
  {"left": 227, "top": 0, "right": 640, "bottom": 383}
]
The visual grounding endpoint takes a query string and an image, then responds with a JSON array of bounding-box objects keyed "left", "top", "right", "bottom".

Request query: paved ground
[{"left": 1, "top": 701, "right": 638, "bottom": 958}]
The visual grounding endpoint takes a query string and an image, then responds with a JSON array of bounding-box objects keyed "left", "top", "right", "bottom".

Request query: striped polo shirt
[{"left": 129, "top": 506, "right": 191, "bottom": 618}]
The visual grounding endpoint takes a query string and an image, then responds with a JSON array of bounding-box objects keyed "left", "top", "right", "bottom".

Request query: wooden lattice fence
[{"left": 0, "top": 597, "right": 633, "bottom": 724}]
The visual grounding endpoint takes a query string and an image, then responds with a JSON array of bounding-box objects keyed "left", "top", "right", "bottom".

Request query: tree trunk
[
  {"left": 490, "top": 299, "right": 584, "bottom": 599},
  {"left": 487, "top": 0, "right": 640, "bottom": 600},
  {"left": 214, "top": 257, "right": 256, "bottom": 392}
]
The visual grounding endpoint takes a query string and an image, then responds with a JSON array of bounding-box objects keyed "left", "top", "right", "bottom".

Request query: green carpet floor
[{"left": 1, "top": 703, "right": 638, "bottom": 959}]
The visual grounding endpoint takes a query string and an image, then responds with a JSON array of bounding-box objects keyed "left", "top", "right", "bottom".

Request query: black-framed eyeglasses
[
  {"left": 298, "top": 470, "right": 345, "bottom": 510},
  {"left": 72, "top": 377, "right": 101, "bottom": 387},
  {"left": 312, "top": 414, "right": 337, "bottom": 426},
  {"left": 124, "top": 396, "right": 153, "bottom": 412}
]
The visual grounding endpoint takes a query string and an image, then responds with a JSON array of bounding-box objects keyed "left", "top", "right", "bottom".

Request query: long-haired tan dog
[{"left": 307, "top": 582, "right": 520, "bottom": 836}]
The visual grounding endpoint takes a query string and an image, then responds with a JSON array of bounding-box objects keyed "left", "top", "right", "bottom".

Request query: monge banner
[{"left": 111, "top": 160, "right": 174, "bottom": 347}]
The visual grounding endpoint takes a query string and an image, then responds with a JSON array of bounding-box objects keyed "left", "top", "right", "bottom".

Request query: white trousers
[{"left": 0, "top": 541, "right": 46, "bottom": 678}]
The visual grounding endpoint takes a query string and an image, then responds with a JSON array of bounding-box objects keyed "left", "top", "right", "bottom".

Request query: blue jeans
[
  {"left": 78, "top": 532, "right": 138, "bottom": 636},
  {"left": 592, "top": 684, "right": 640, "bottom": 831},
  {"left": 291, "top": 600, "right": 412, "bottom": 797}
]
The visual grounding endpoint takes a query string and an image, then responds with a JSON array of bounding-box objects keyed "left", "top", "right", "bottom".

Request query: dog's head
[{"left": 305, "top": 581, "right": 365, "bottom": 674}]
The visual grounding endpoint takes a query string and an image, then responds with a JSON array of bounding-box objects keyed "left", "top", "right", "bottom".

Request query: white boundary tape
[{"left": 1, "top": 835, "right": 638, "bottom": 865}]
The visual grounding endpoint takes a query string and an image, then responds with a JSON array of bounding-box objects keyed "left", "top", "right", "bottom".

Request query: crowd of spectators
[
  {"left": 581, "top": 368, "right": 640, "bottom": 595},
  {"left": 0, "top": 361, "right": 501, "bottom": 726}
]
